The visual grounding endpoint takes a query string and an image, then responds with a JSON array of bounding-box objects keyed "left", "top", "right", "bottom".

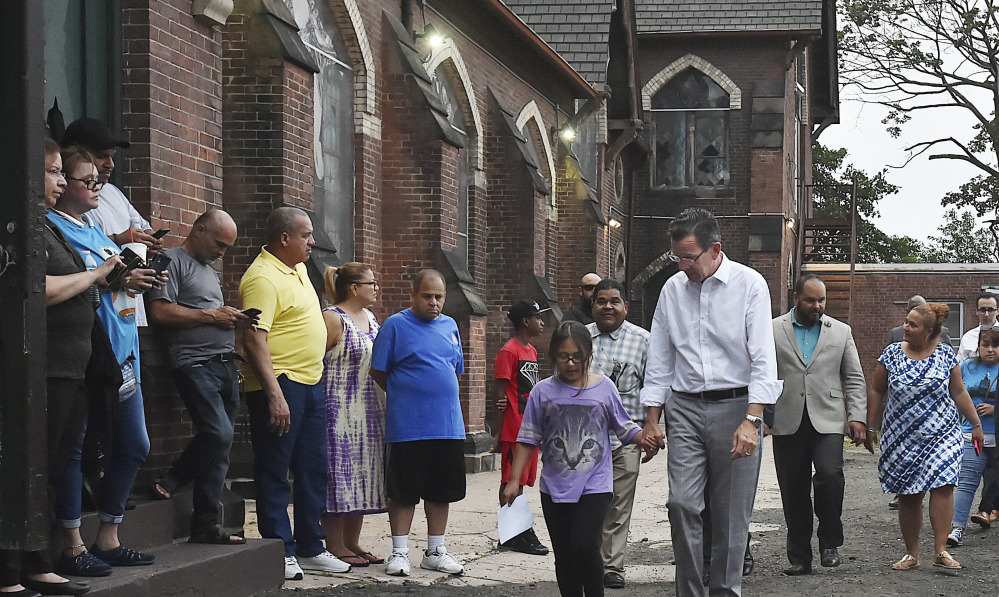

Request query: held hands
[{"left": 731, "top": 419, "right": 758, "bottom": 460}]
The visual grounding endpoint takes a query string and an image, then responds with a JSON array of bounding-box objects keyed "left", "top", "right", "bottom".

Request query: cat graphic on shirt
[{"left": 546, "top": 404, "right": 604, "bottom": 473}]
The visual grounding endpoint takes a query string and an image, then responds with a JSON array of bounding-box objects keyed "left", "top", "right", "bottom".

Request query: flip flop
[
  {"left": 188, "top": 524, "right": 246, "bottom": 545},
  {"left": 333, "top": 553, "right": 369, "bottom": 567},
  {"left": 356, "top": 551, "right": 384, "bottom": 564}
]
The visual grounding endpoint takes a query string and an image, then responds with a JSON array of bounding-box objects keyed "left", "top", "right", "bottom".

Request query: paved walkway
[{"left": 245, "top": 437, "right": 784, "bottom": 590}]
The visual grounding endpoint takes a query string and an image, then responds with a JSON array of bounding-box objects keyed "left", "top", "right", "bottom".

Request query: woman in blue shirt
[{"left": 947, "top": 327, "right": 999, "bottom": 547}]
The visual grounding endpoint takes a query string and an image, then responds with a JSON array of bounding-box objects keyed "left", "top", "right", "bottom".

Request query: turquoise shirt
[{"left": 792, "top": 308, "right": 822, "bottom": 365}]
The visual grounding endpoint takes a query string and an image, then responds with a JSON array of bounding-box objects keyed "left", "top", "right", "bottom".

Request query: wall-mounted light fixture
[
  {"left": 785, "top": 217, "right": 796, "bottom": 229},
  {"left": 416, "top": 23, "right": 445, "bottom": 49},
  {"left": 608, "top": 218, "right": 623, "bottom": 229}
]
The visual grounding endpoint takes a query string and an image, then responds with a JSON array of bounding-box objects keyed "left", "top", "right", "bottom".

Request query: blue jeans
[
  {"left": 246, "top": 376, "right": 327, "bottom": 558},
  {"left": 56, "top": 385, "right": 151, "bottom": 526},
  {"left": 169, "top": 357, "right": 240, "bottom": 532},
  {"left": 952, "top": 439, "right": 996, "bottom": 528}
]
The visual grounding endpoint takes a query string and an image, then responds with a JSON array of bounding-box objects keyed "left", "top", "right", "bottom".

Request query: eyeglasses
[
  {"left": 554, "top": 353, "right": 585, "bottom": 364},
  {"left": 65, "top": 176, "right": 105, "bottom": 191},
  {"left": 667, "top": 248, "right": 707, "bottom": 265},
  {"left": 979, "top": 307, "right": 997, "bottom": 313},
  {"left": 354, "top": 281, "right": 379, "bottom": 289},
  {"left": 46, "top": 168, "right": 65, "bottom": 178}
]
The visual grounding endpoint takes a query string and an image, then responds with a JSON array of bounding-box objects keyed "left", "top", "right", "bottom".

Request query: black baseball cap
[
  {"left": 507, "top": 299, "right": 551, "bottom": 325},
  {"left": 62, "top": 117, "right": 130, "bottom": 150}
]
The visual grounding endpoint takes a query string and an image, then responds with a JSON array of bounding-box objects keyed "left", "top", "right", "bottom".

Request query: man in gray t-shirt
[{"left": 147, "top": 210, "right": 253, "bottom": 544}]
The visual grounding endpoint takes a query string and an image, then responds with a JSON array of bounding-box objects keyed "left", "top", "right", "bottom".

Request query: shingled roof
[
  {"left": 502, "top": 0, "right": 614, "bottom": 86},
  {"left": 636, "top": 0, "right": 823, "bottom": 34}
]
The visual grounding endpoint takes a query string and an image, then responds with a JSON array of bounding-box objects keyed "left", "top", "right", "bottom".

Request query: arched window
[
  {"left": 651, "top": 68, "right": 730, "bottom": 187},
  {"left": 285, "top": 0, "right": 355, "bottom": 259},
  {"left": 433, "top": 65, "right": 471, "bottom": 265}
]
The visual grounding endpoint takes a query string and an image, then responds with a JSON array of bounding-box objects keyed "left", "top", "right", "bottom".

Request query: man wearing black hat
[
  {"left": 61, "top": 117, "right": 162, "bottom": 254},
  {"left": 493, "top": 299, "right": 550, "bottom": 555}
]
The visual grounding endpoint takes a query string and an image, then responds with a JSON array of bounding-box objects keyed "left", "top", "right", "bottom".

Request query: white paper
[{"left": 497, "top": 494, "right": 535, "bottom": 544}]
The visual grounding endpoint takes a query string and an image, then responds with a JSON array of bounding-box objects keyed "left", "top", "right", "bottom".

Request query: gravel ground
[{"left": 257, "top": 448, "right": 999, "bottom": 596}]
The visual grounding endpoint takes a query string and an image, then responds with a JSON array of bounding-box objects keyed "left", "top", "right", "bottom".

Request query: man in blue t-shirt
[{"left": 371, "top": 269, "right": 466, "bottom": 578}]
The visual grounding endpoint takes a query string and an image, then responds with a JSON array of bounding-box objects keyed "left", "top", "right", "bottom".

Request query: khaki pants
[{"left": 601, "top": 442, "right": 642, "bottom": 573}]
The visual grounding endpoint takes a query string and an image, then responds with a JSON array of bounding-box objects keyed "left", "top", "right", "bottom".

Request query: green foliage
[
  {"left": 924, "top": 208, "right": 998, "bottom": 263},
  {"left": 839, "top": 0, "right": 999, "bottom": 216},
  {"left": 811, "top": 142, "right": 925, "bottom": 263}
]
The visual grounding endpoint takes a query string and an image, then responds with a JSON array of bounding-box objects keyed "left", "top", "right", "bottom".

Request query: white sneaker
[
  {"left": 421, "top": 546, "right": 464, "bottom": 575},
  {"left": 284, "top": 555, "right": 304, "bottom": 580},
  {"left": 385, "top": 549, "right": 411, "bottom": 576},
  {"left": 298, "top": 550, "right": 351, "bottom": 574}
]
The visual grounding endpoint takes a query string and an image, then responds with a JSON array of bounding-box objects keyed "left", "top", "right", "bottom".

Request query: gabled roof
[
  {"left": 636, "top": 0, "right": 823, "bottom": 34},
  {"left": 502, "top": 0, "right": 614, "bottom": 86}
]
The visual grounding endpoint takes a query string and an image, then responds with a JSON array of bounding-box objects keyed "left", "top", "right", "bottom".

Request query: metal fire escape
[{"left": 796, "top": 178, "right": 858, "bottom": 325}]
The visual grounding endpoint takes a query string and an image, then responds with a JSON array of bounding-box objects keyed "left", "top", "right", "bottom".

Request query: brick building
[
  {"left": 33, "top": 0, "right": 839, "bottom": 478},
  {"left": 804, "top": 264, "right": 999, "bottom": 381},
  {"left": 626, "top": 0, "right": 838, "bottom": 322}
]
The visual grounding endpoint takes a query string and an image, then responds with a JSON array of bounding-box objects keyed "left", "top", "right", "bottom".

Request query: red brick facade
[
  {"left": 59, "top": 1, "right": 824, "bottom": 479},
  {"left": 804, "top": 265, "right": 999, "bottom": 384}
]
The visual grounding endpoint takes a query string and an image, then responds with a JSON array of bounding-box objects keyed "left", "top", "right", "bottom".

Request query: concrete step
[
  {"left": 50, "top": 488, "right": 246, "bottom": 559},
  {"left": 82, "top": 538, "right": 284, "bottom": 597}
]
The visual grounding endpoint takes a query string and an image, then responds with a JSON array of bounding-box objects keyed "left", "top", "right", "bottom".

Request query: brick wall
[
  {"left": 629, "top": 35, "right": 798, "bottom": 324},
  {"left": 804, "top": 267, "right": 999, "bottom": 384},
  {"left": 121, "top": 0, "right": 224, "bottom": 480}
]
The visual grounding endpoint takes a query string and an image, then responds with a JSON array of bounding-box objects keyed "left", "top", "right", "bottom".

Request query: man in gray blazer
[{"left": 771, "top": 274, "right": 867, "bottom": 576}]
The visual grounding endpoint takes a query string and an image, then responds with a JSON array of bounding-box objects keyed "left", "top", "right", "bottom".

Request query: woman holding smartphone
[{"left": 47, "top": 145, "right": 166, "bottom": 577}]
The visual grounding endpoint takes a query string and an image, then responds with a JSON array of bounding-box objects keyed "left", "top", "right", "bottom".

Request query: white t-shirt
[
  {"left": 958, "top": 327, "right": 983, "bottom": 363},
  {"left": 90, "top": 183, "right": 151, "bottom": 238}
]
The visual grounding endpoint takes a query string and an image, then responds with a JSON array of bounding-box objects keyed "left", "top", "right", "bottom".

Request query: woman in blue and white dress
[{"left": 866, "top": 303, "right": 984, "bottom": 571}]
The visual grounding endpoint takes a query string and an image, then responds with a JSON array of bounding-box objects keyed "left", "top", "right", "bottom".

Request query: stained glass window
[
  {"left": 433, "top": 66, "right": 471, "bottom": 265},
  {"left": 284, "top": 0, "right": 355, "bottom": 259},
  {"left": 651, "top": 68, "right": 730, "bottom": 187}
]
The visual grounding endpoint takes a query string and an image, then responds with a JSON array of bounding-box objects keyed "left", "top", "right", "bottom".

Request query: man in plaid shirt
[{"left": 585, "top": 278, "right": 650, "bottom": 589}]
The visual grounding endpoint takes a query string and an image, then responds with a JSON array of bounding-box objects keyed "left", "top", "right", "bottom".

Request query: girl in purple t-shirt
[{"left": 502, "top": 321, "right": 645, "bottom": 596}]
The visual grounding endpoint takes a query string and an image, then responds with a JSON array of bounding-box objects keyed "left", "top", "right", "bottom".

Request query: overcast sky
[{"left": 820, "top": 97, "right": 984, "bottom": 244}]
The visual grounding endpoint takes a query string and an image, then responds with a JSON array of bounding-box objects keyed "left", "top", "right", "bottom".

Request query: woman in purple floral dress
[{"left": 320, "top": 263, "right": 386, "bottom": 567}]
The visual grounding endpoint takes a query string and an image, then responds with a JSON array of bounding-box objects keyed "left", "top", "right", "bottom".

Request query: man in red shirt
[{"left": 493, "top": 299, "right": 549, "bottom": 555}]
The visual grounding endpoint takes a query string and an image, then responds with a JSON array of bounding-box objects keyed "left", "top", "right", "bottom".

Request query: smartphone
[
  {"left": 242, "top": 308, "right": 262, "bottom": 318},
  {"left": 147, "top": 252, "right": 172, "bottom": 275},
  {"left": 106, "top": 248, "right": 145, "bottom": 287},
  {"left": 974, "top": 438, "right": 983, "bottom": 456},
  {"left": 152, "top": 228, "right": 170, "bottom": 239}
]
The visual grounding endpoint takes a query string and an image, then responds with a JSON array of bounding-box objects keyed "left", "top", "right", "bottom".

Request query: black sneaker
[
  {"left": 56, "top": 550, "right": 112, "bottom": 577},
  {"left": 89, "top": 544, "right": 155, "bottom": 566},
  {"left": 501, "top": 530, "right": 549, "bottom": 555},
  {"left": 524, "top": 528, "right": 550, "bottom": 555}
]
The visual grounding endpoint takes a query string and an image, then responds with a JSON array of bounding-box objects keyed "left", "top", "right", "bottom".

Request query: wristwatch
[{"left": 745, "top": 414, "right": 763, "bottom": 431}]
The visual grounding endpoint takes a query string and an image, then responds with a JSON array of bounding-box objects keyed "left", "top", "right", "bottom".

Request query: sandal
[
  {"left": 151, "top": 476, "right": 176, "bottom": 500},
  {"left": 356, "top": 551, "right": 384, "bottom": 564},
  {"left": 891, "top": 554, "right": 919, "bottom": 570},
  {"left": 333, "top": 553, "right": 369, "bottom": 567},
  {"left": 188, "top": 524, "right": 246, "bottom": 545},
  {"left": 933, "top": 550, "right": 961, "bottom": 570}
]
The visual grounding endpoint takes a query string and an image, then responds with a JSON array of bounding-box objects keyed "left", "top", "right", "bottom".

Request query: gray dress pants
[{"left": 665, "top": 393, "right": 762, "bottom": 597}]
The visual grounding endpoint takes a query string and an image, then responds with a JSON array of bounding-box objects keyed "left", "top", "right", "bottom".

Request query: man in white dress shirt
[{"left": 641, "top": 208, "right": 782, "bottom": 597}]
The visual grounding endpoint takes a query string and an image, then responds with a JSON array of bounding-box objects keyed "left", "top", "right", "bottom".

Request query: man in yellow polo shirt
[{"left": 240, "top": 206, "right": 350, "bottom": 580}]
